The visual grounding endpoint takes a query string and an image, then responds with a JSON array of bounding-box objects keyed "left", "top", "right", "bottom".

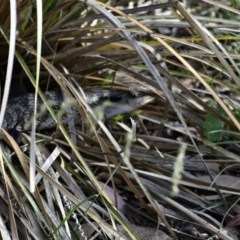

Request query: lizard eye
[{"left": 108, "top": 95, "right": 122, "bottom": 102}]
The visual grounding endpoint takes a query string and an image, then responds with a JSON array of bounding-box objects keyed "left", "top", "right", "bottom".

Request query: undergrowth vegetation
[{"left": 0, "top": 0, "right": 240, "bottom": 239}]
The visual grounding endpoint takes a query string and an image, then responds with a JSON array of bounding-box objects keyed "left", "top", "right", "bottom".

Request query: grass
[{"left": 0, "top": 0, "right": 239, "bottom": 239}]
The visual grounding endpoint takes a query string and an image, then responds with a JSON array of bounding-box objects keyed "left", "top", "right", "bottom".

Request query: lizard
[{"left": 2, "top": 88, "right": 153, "bottom": 139}]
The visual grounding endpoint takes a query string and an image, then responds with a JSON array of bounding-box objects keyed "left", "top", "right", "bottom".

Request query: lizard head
[{"left": 92, "top": 90, "right": 153, "bottom": 119}]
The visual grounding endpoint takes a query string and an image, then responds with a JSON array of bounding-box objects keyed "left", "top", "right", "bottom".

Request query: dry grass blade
[
  {"left": 176, "top": 3, "right": 240, "bottom": 87},
  {"left": 0, "top": 1, "right": 16, "bottom": 129}
]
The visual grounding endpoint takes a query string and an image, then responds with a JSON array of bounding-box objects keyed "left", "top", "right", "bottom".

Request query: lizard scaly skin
[{"left": 3, "top": 89, "right": 153, "bottom": 134}]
